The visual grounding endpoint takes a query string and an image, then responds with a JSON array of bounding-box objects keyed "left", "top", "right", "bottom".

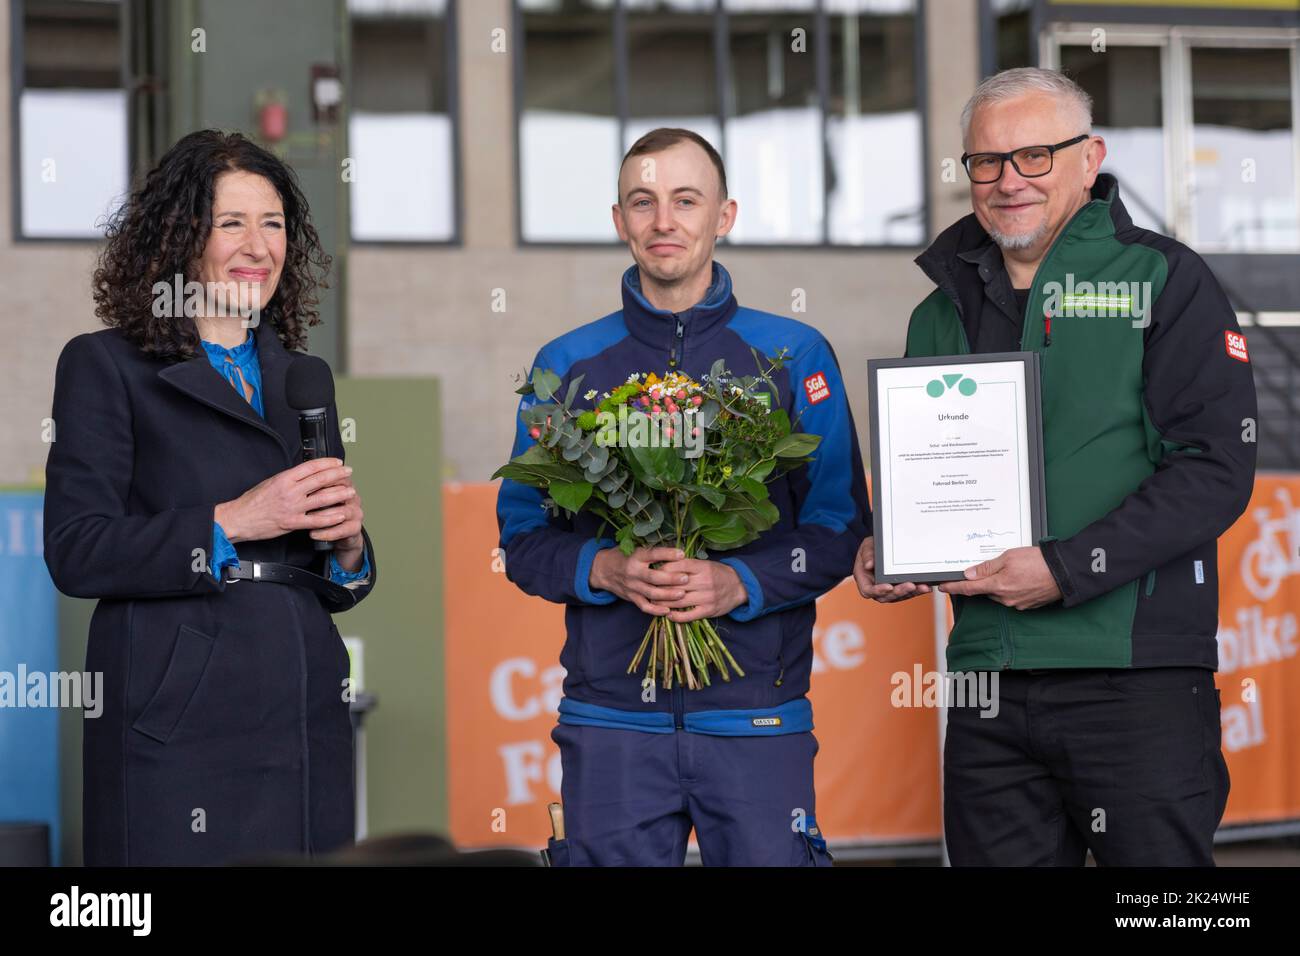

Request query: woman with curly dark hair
[{"left": 43, "top": 129, "right": 377, "bottom": 866}]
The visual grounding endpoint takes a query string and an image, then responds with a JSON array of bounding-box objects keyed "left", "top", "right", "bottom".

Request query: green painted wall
[{"left": 334, "top": 376, "right": 446, "bottom": 836}]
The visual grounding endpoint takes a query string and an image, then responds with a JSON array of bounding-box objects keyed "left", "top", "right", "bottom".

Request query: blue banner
[{"left": 0, "top": 491, "right": 59, "bottom": 864}]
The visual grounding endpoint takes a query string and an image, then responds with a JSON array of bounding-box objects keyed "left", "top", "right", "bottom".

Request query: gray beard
[{"left": 988, "top": 220, "right": 1049, "bottom": 251}]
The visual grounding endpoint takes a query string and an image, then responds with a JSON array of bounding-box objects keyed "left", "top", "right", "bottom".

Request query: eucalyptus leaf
[
  {"left": 532, "top": 368, "right": 562, "bottom": 402},
  {"left": 564, "top": 373, "right": 586, "bottom": 410}
]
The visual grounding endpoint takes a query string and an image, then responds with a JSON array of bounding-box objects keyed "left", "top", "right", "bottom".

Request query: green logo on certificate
[{"left": 927, "top": 374, "right": 977, "bottom": 398}]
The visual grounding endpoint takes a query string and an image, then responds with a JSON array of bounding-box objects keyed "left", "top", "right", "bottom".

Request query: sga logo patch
[
  {"left": 1225, "top": 330, "right": 1249, "bottom": 363},
  {"left": 803, "top": 372, "right": 830, "bottom": 404}
]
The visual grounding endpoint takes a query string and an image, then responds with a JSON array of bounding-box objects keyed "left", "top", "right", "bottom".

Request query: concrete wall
[
  {"left": 347, "top": 0, "right": 980, "bottom": 482},
  {"left": 0, "top": 0, "right": 106, "bottom": 487},
  {"left": 1, "top": 0, "right": 982, "bottom": 487}
]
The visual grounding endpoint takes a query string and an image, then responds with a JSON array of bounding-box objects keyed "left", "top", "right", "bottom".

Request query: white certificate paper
[{"left": 869, "top": 354, "right": 1045, "bottom": 582}]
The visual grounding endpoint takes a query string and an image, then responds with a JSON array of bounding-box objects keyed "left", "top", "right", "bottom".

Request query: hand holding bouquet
[{"left": 493, "top": 351, "right": 820, "bottom": 692}]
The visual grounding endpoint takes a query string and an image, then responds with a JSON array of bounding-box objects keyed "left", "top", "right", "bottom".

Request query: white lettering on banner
[
  {"left": 489, "top": 657, "right": 565, "bottom": 721},
  {"left": 498, "top": 741, "right": 562, "bottom": 805},
  {"left": 810, "top": 621, "right": 866, "bottom": 673},
  {"left": 0, "top": 507, "right": 42, "bottom": 556},
  {"left": 1214, "top": 605, "right": 1296, "bottom": 756},
  {"left": 1216, "top": 606, "right": 1298, "bottom": 674},
  {"left": 1222, "top": 691, "right": 1265, "bottom": 753}
]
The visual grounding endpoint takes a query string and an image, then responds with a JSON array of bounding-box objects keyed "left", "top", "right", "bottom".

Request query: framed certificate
[{"left": 867, "top": 352, "right": 1047, "bottom": 584}]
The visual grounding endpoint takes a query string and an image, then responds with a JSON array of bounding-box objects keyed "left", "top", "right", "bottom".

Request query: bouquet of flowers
[{"left": 494, "top": 351, "right": 821, "bottom": 692}]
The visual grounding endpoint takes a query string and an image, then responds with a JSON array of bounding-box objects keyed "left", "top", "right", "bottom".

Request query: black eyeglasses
[{"left": 960, "top": 134, "right": 1090, "bottom": 184}]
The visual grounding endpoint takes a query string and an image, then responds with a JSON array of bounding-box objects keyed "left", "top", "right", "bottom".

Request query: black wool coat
[{"left": 43, "top": 317, "right": 377, "bottom": 866}]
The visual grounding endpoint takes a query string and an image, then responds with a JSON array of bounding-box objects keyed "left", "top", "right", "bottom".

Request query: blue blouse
[{"left": 201, "top": 330, "right": 370, "bottom": 585}]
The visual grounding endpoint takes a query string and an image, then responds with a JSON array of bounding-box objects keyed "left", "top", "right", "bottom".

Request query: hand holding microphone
[
  {"left": 213, "top": 458, "right": 359, "bottom": 544},
  {"left": 214, "top": 355, "right": 366, "bottom": 569}
]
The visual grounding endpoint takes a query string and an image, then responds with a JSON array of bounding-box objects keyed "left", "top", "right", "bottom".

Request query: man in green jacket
[{"left": 854, "top": 67, "right": 1257, "bottom": 865}]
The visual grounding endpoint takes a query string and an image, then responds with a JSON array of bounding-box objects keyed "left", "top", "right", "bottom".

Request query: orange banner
[
  {"left": 1214, "top": 473, "right": 1300, "bottom": 824},
  {"left": 445, "top": 475, "right": 1300, "bottom": 851}
]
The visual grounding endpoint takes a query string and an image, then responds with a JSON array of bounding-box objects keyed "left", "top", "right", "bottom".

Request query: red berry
[{"left": 529, "top": 427, "right": 541, "bottom": 439}]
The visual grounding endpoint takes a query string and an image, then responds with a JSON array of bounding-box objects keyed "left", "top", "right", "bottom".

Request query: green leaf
[
  {"left": 626, "top": 437, "right": 685, "bottom": 487},
  {"left": 722, "top": 495, "right": 768, "bottom": 531},
  {"left": 550, "top": 480, "right": 593, "bottom": 513},
  {"left": 490, "top": 443, "right": 587, "bottom": 486},
  {"left": 734, "top": 476, "right": 768, "bottom": 500},
  {"left": 773, "top": 432, "right": 821, "bottom": 458},
  {"left": 748, "top": 458, "right": 776, "bottom": 482},
  {"left": 689, "top": 497, "right": 729, "bottom": 528},
  {"left": 680, "top": 482, "right": 725, "bottom": 508},
  {"left": 703, "top": 522, "right": 751, "bottom": 549},
  {"left": 616, "top": 523, "right": 636, "bottom": 556}
]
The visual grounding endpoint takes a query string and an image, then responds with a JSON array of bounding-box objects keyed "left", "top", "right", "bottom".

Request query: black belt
[{"left": 223, "top": 559, "right": 359, "bottom": 609}]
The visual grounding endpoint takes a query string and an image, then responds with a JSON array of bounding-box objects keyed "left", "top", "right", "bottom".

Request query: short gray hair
[{"left": 960, "top": 67, "right": 1093, "bottom": 149}]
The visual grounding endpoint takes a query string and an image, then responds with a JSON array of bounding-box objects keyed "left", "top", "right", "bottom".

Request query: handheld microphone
[{"left": 285, "top": 355, "right": 338, "bottom": 553}]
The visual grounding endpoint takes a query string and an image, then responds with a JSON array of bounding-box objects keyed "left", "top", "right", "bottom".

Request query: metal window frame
[
  {"left": 10, "top": 0, "right": 130, "bottom": 244},
  {"left": 1043, "top": 22, "right": 1300, "bottom": 255},
  {"left": 512, "top": 0, "right": 931, "bottom": 251},
  {"left": 346, "top": 0, "right": 463, "bottom": 248}
]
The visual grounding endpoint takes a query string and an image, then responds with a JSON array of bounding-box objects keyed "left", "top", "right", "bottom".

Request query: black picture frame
[{"left": 867, "top": 351, "right": 1048, "bottom": 584}]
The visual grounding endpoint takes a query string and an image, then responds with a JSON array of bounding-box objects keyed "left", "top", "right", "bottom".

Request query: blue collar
[
  {"left": 200, "top": 328, "right": 257, "bottom": 361},
  {"left": 620, "top": 261, "right": 738, "bottom": 349}
]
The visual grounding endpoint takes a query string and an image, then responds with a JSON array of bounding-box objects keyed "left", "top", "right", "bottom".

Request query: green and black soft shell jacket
[{"left": 905, "top": 174, "right": 1258, "bottom": 672}]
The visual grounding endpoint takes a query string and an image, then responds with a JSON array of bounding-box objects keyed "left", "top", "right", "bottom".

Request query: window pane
[
  {"left": 826, "top": 0, "right": 923, "bottom": 245},
  {"left": 520, "top": 0, "right": 619, "bottom": 242},
  {"left": 1190, "top": 47, "right": 1296, "bottom": 251},
  {"left": 722, "top": 0, "right": 821, "bottom": 244},
  {"left": 348, "top": 0, "right": 455, "bottom": 241},
  {"left": 1060, "top": 45, "right": 1165, "bottom": 233},
  {"left": 992, "top": 0, "right": 1032, "bottom": 73},
  {"left": 20, "top": 0, "right": 126, "bottom": 238},
  {"left": 624, "top": 1, "right": 720, "bottom": 153}
]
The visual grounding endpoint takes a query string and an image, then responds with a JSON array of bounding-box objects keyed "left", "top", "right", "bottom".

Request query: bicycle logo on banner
[{"left": 1242, "top": 486, "right": 1300, "bottom": 602}]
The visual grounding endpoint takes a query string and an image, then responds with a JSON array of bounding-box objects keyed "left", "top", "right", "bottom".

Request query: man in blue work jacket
[{"left": 496, "top": 128, "right": 870, "bottom": 866}]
